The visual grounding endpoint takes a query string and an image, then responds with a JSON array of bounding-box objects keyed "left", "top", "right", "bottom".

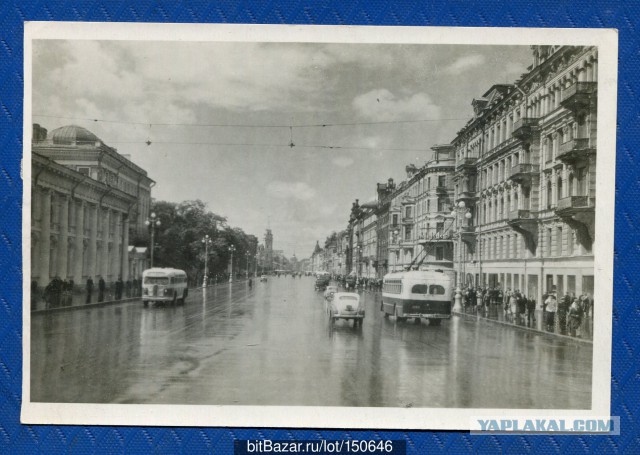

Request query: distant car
[
  {"left": 315, "top": 275, "right": 330, "bottom": 291},
  {"left": 260, "top": 275, "right": 268, "bottom": 282},
  {"left": 327, "top": 292, "right": 365, "bottom": 327},
  {"left": 324, "top": 285, "right": 339, "bottom": 300}
]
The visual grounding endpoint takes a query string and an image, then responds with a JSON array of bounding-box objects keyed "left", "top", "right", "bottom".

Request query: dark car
[{"left": 315, "top": 275, "right": 330, "bottom": 291}]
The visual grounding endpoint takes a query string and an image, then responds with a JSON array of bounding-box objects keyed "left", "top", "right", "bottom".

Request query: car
[
  {"left": 315, "top": 275, "right": 330, "bottom": 291},
  {"left": 260, "top": 275, "right": 268, "bottom": 282},
  {"left": 326, "top": 292, "right": 365, "bottom": 327},
  {"left": 323, "top": 285, "right": 339, "bottom": 300}
]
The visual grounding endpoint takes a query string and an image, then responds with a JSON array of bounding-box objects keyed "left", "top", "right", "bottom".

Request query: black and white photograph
[{"left": 22, "top": 23, "right": 617, "bottom": 429}]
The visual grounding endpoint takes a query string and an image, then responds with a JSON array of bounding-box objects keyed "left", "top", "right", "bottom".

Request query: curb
[
  {"left": 30, "top": 281, "right": 253, "bottom": 315},
  {"left": 31, "top": 297, "right": 140, "bottom": 315},
  {"left": 453, "top": 311, "right": 593, "bottom": 345}
]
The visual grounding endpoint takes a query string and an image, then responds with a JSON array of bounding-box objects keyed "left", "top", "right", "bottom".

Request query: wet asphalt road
[{"left": 31, "top": 276, "right": 592, "bottom": 408}]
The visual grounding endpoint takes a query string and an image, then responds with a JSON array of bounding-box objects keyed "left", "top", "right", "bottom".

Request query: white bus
[
  {"left": 381, "top": 269, "right": 453, "bottom": 325},
  {"left": 142, "top": 268, "right": 189, "bottom": 306}
]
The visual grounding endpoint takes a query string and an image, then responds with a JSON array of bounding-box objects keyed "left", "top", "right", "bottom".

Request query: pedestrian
[
  {"left": 115, "top": 276, "right": 124, "bottom": 300},
  {"left": 544, "top": 293, "right": 557, "bottom": 332},
  {"left": 517, "top": 292, "right": 527, "bottom": 323},
  {"left": 526, "top": 296, "right": 536, "bottom": 327},
  {"left": 31, "top": 280, "right": 39, "bottom": 311},
  {"left": 568, "top": 298, "right": 583, "bottom": 337},
  {"left": 62, "top": 278, "right": 71, "bottom": 306},
  {"left": 558, "top": 293, "right": 571, "bottom": 335},
  {"left": 509, "top": 291, "right": 518, "bottom": 320},
  {"left": 98, "top": 276, "right": 106, "bottom": 303},
  {"left": 86, "top": 277, "right": 94, "bottom": 304},
  {"left": 125, "top": 279, "right": 132, "bottom": 297}
]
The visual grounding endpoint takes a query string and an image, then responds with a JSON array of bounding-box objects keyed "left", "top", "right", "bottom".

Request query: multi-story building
[
  {"left": 31, "top": 124, "right": 154, "bottom": 288},
  {"left": 452, "top": 45, "right": 597, "bottom": 304},
  {"left": 375, "top": 178, "right": 396, "bottom": 278}
]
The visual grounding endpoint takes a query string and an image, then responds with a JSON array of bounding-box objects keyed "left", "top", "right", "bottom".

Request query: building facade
[
  {"left": 31, "top": 124, "right": 153, "bottom": 288},
  {"left": 452, "top": 45, "right": 597, "bottom": 304}
]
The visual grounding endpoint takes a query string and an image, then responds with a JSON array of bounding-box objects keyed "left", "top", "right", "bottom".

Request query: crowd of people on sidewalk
[
  {"left": 460, "top": 285, "right": 593, "bottom": 338},
  {"left": 31, "top": 276, "right": 144, "bottom": 310}
]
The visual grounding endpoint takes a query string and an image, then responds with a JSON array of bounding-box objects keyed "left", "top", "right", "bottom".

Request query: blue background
[{"left": 1, "top": 1, "right": 637, "bottom": 453}]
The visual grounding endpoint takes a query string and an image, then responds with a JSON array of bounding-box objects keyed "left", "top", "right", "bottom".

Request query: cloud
[
  {"left": 444, "top": 54, "right": 486, "bottom": 74},
  {"left": 331, "top": 156, "right": 354, "bottom": 168},
  {"left": 352, "top": 89, "right": 441, "bottom": 122},
  {"left": 267, "top": 181, "right": 316, "bottom": 200}
]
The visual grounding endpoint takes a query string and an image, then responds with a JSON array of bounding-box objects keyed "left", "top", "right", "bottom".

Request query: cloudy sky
[{"left": 32, "top": 39, "right": 531, "bottom": 257}]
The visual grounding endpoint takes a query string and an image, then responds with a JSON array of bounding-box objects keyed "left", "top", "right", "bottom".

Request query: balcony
[
  {"left": 436, "top": 185, "right": 452, "bottom": 195},
  {"left": 417, "top": 230, "right": 453, "bottom": 245},
  {"left": 561, "top": 82, "right": 597, "bottom": 113},
  {"left": 555, "top": 196, "right": 595, "bottom": 249},
  {"left": 557, "top": 138, "right": 595, "bottom": 163},
  {"left": 456, "top": 157, "right": 477, "bottom": 170},
  {"left": 512, "top": 117, "right": 539, "bottom": 140},
  {"left": 456, "top": 190, "right": 478, "bottom": 204},
  {"left": 401, "top": 195, "right": 416, "bottom": 204},
  {"left": 401, "top": 215, "right": 414, "bottom": 224},
  {"left": 508, "top": 163, "right": 540, "bottom": 186},
  {"left": 507, "top": 209, "right": 538, "bottom": 254},
  {"left": 556, "top": 196, "right": 593, "bottom": 213},
  {"left": 508, "top": 209, "right": 533, "bottom": 222}
]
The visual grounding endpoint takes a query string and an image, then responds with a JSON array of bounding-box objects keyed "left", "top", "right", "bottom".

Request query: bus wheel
[
  {"left": 429, "top": 319, "right": 442, "bottom": 326},
  {"left": 415, "top": 318, "right": 421, "bottom": 324}
]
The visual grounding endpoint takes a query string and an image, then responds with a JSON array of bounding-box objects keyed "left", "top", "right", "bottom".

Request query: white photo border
[{"left": 21, "top": 22, "right": 618, "bottom": 430}]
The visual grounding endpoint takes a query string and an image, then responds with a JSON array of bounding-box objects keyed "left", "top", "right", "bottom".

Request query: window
[
  {"left": 392, "top": 214, "right": 398, "bottom": 226},
  {"left": 556, "top": 227, "right": 563, "bottom": 256},
  {"left": 438, "top": 175, "right": 446, "bottom": 187},
  {"left": 411, "top": 284, "right": 428, "bottom": 294},
  {"left": 435, "top": 247, "right": 444, "bottom": 261},
  {"left": 567, "top": 229, "right": 574, "bottom": 255},
  {"left": 437, "top": 198, "right": 446, "bottom": 212},
  {"left": 429, "top": 285, "right": 446, "bottom": 295},
  {"left": 144, "top": 276, "right": 169, "bottom": 284},
  {"left": 405, "top": 206, "right": 412, "bottom": 218},
  {"left": 77, "top": 166, "right": 90, "bottom": 176}
]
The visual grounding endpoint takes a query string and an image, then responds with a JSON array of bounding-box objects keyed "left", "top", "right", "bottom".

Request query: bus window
[
  {"left": 429, "top": 284, "right": 446, "bottom": 295},
  {"left": 411, "top": 284, "right": 429, "bottom": 294},
  {"left": 144, "top": 276, "right": 169, "bottom": 285}
]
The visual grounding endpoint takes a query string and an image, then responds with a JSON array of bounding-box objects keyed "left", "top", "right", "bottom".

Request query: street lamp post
[
  {"left": 145, "top": 212, "right": 161, "bottom": 268},
  {"left": 389, "top": 228, "right": 399, "bottom": 272},
  {"left": 255, "top": 253, "right": 259, "bottom": 277},
  {"left": 228, "top": 245, "right": 236, "bottom": 283},
  {"left": 450, "top": 201, "right": 472, "bottom": 312},
  {"left": 201, "top": 234, "right": 212, "bottom": 287}
]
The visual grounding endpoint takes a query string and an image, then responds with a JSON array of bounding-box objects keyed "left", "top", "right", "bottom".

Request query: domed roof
[{"left": 50, "top": 125, "right": 102, "bottom": 145}]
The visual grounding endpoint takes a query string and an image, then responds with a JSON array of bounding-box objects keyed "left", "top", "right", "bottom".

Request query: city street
[{"left": 31, "top": 276, "right": 592, "bottom": 409}]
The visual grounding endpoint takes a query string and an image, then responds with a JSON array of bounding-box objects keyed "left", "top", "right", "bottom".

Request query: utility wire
[
  {"left": 105, "top": 139, "right": 430, "bottom": 153},
  {"left": 33, "top": 113, "right": 468, "bottom": 128}
]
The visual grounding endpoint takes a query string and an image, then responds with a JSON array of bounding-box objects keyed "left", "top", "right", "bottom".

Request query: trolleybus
[{"left": 381, "top": 269, "right": 453, "bottom": 324}]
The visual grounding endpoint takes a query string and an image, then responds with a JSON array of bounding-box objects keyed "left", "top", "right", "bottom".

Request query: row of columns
[{"left": 34, "top": 188, "right": 130, "bottom": 287}]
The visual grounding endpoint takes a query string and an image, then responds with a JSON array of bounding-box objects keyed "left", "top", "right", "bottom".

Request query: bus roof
[
  {"left": 383, "top": 270, "right": 451, "bottom": 281},
  {"left": 143, "top": 267, "right": 187, "bottom": 276}
]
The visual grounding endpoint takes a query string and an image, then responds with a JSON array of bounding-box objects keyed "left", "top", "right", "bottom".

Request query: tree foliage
[{"left": 148, "top": 199, "right": 258, "bottom": 285}]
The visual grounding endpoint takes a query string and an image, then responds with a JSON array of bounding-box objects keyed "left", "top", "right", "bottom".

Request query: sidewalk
[
  {"left": 455, "top": 305, "right": 593, "bottom": 343},
  {"left": 30, "top": 278, "right": 251, "bottom": 314}
]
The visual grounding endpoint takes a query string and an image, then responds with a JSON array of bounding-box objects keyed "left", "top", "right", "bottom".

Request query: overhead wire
[{"left": 32, "top": 113, "right": 469, "bottom": 128}]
